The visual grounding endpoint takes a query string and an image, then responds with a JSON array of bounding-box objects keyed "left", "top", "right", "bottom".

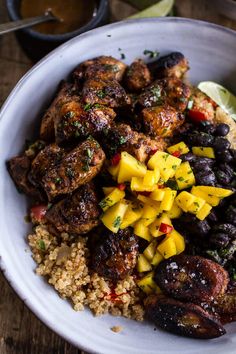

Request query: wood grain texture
[{"left": 0, "top": 0, "right": 235, "bottom": 353}]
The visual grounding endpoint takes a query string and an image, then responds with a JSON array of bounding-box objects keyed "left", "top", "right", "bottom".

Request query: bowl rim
[
  {"left": 0, "top": 17, "right": 236, "bottom": 352},
  {"left": 6, "top": 0, "right": 109, "bottom": 40}
]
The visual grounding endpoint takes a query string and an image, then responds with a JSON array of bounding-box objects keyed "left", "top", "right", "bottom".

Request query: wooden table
[{"left": 0, "top": 1, "right": 235, "bottom": 353}]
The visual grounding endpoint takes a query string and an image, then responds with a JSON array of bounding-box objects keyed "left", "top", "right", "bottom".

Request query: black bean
[
  {"left": 209, "top": 232, "right": 230, "bottom": 248},
  {"left": 215, "top": 169, "right": 234, "bottom": 185},
  {"left": 219, "top": 240, "right": 236, "bottom": 261},
  {"left": 199, "top": 121, "right": 216, "bottom": 134},
  {"left": 195, "top": 170, "right": 217, "bottom": 186},
  {"left": 213, "top": 136, "right": 231, "bottom": 151},
  {"left": 207, "top": 210, "right": 219, "bottom": 224},
  {"left": 218, "top": 163, "right": 234, "bottom": 177},
  {"left": 215, "top": 150, "right": 233, "bottom": 163},
  {"left": 192, "top": 157, "right": 215, "bottom": 170},
  {"left": 215, "top": 123, "right": 230, "bottom": 137},
  {"left": 225, "top": 206, "right": 236, "bottom": 227},
  {"left": 180, "top": 153, "right": 197, "bottom": 163},
  {"left": 213, "top": 223, "right": 236, "bottom": 239},
  {"left": 230, "top": 149, "right": 236, "bottom": 165},
  {"left": 185, "top": 131, "right": 214, "bottom": 147}
]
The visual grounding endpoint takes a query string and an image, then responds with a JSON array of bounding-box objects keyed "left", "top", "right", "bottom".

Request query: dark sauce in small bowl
[{"left": 20, "top": 0, "right": 98, "bottom": 35}]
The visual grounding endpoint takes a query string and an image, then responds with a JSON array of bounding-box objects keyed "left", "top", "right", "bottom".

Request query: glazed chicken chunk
[
  {"left": 124, "top": 59, "right": 152, "bottom": 92},
  {"left": 46, "top": 182, "right": 100, "bottom": 234},
  {"left": 150, "top": 52, "right": 189, "bottom": 79},
  {"left": 90, "top": 227, "right": 139, "bottom": 281},
  {"left": 73, "top": 55, "right": 127, "bottom": 85},
  {"left": 42, "top": 138, "right": 105, "bottom": 200},
  {"left": 103, "top": 123, "right": 166, "bottom": 162}
]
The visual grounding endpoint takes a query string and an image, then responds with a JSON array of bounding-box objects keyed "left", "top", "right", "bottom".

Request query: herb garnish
[
  {"left": 97, "top": 90, "right": 106, "bottom": 99},
  {"left": 38, "top": 240, "right": 46, "bottom": 251},
  {"left": 54, "top": 177, "right": 62, "bottom": 184},
  {"left": 143, "top": 49, "right": 159, "bottom": 59},
  {"left": 113, "top": 216, "right": 122, "bottom": 228}
]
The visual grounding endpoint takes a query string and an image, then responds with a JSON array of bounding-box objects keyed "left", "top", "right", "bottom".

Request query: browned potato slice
[
  {"left": 42, "top": 138, "right": 105, "bottom": 200},
  {"left": 124, "top": 59, "right": 152, "bottom": 92},
  {"left": 154, "top": 255, "right": 229, "bottom": 303},
  {"left": 145, "top": 295, "right": 226, "bottom": 339}
]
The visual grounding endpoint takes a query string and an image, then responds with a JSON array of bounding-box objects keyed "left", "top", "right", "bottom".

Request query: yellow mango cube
[
  {"left": 131, "top": 177, "right": 157, "bottom": 192},
  {"left": 168, "top": 230, "right": 185, "bottom": 255},
  {"left": 191, "top": 186, "right": 220, "bottom": 206},
  {"left": 134, "top": 220, "right": 152, "bottom": 242},
  {"left": 175, "top": 162, "right": 195, "bottom": 190},
  {"left": 137, "top": 254, "right": 152, "bottom": 272},
  {"left": 188, "top": 196, "right": 206, "bottom": 214},
  {"left": 101, "top": 201, "right": 128, "bottom": 233},
  {"left": 192, "top": 146, "right": 215, "bottom": 159},
  {"left": 137, "top": 272, "right": 157, "bottom": 294},
  {"left": 197, "top": 186, "right": 234, "bottom": 198},
  {"left": 167, "top": 141, "right": 190, "bottom": 155},
  {"left": 160, "top": 190, "right": 177, "bottom": 211},
  {"left": 151, "top": 251, "right": 164, "bottom": 266},
  {"left": 99, "top": 188, "right": 125, "bottom": 211},
  {"left": 117, "top": 152, "right": 147, "bottom": 183},
  {"left": 148, "top": 151, "right": 182, "bottom": 182},
  {"left": 143, "top": 169, "right": 160, "bottom": 187},
  {"left": 196, "top": 203, "right": 212, "bottom": 220},
  {"left": 149, "top": 213, "right": 172, "bottom": 237},
  {"left": 168, "top": 201, "right": 183, "bottom": 219},
  {"left": 102, "top": 187, "right": 116, "bottom": 196},
  {"left": 175, "top": 191, "right": 196, "bottom": 212},
  {"left": 143, "top": 240, "right": 158, "bottom": 261},
  {"left": 120, "top": 202, "right": 143, "bottom": 229},
  {"left": 150, "top": 189, "right": 165, "bottom": 201},
  {"left": 108, "top": 163, "right": 120, "bottom": 178},
  {"left": 157, "top": 237, "right": 177, "bottom": 259}
]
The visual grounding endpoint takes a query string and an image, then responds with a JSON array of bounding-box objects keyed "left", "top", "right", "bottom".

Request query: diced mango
[
  {"left": 137, "top": 254, "right": 152, "bottom": 272},
  {"left": 141, "top": 202, "right": 160, "bottom": 226},
  {"left": 120, "top": 202, "right": 143, "bottom": 229},
  {"left": 168, "top": 201, "right": 183, "bottom": 219},
  {"left": 175, "top": 191, "right": 196, "bottom": 212},
  {"left": 137, "top": 271, "right": 157, "bottom": 294},
  {"left": 157, "top": 237, "right": 177, "bottom": 259},
  {"left": 131, "top": 177, "right": 157, "bottom": 192},
  {"left": 191, "top": 186, "right": 220, "bottom": 206},
  {"left": 188, "top": 197, "right": 206, "bottom": 214},
  {"left": 168, "top": 230, "right": 185, "bottom": 255},
  {"left": 108, "top": 163, "right": 120, "bottom": 178},
  {"left": 99, "top": 188, "right": 125, "bottom": 211},
  {"left": 134, "top": 220, "right": 152, "bottom": 242},
  {"left": 143, "top": 169, "right": 160, "bottom": 187},
  {"left": 148, "top": 151, "right": 182, "bottom": 182},
  {"left": 167, "top": 141, "right": 189, "bottom": 155},
  {"left": 102, "top": 187, "right": 116, "bottom": 196},
  {"left": 151, "top": 251, "right": 164, "bottom": 266},
  {"left": 175, "top": 162, "right": 195, "bottom": 190},
  {"left": 101, "top": 201, "right": 128, "bottom": 233},
  {"left": 150, "top": 189, "right": 165, "bottom": 201},
  {"left": 197, "top": 186, "right": 234, "bottom": 198},
  {"left": 192, "top": 146, "right": 215, "bottom": 159},
  {"left": 149, "top": 213, "right": 172, "bottom": 237},
  {"left": 117, "top": 152, "right": 147, "bottom": 183},
  {"left": 143, "top": 240, "right": 157, "bottom": 261},
  {"left": 196, "top": 203, "right": 212, "bottom": 220},
  {"left": 160, "top": 190, "right": 177, "bottom": 211}
]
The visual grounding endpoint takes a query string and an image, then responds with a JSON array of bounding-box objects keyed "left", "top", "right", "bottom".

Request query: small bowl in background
[
  {"left": 6, "top": 0, "right": 109, "bottom": 61},
  {"left": 215, "top": 0, "right": 236, "bottom": 21}
]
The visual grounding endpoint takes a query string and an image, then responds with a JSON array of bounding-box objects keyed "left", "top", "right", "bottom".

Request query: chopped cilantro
[
  {"left": 55, "top": 177, "right": 62, "bottom": 184},
  {"left": 187, "top": 99, "right": 194, "bottom": 110},
  {"left": 84, "top": 103, "right": 93, "bottom": 111},
  {"left": 177, "top": 177, "right": 184, "bottom": 181},
  {"left": 38, "top": 240, "right": 46, "bottom": 251},
  {"left": 172, "top": 165, "right": 177, "bottom": 170},
  {"left": 66, "top": 168, "right": 75, "bottom": 179},
  {"left": 119, "top": 136, "right": 127, "bottom": 145},
  {"left": 97, "top": 90, "right": 106, "bottom": 99},
  {"left": 113, "top": 216, "right": 122, "bottom": 228},
  {"left": 143, "top": 49, "right": 159, "bottom": 59},
  {"left": 64, "top": 111, "right": 75, "bottom": 119}
]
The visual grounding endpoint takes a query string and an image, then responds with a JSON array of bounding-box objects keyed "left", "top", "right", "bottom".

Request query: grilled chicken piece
[
  {"left": 46, "top": 182, "right": 100, "bottom": 234},
  {"left": 138, "top": 78, "right": 191, "bottom": 112},
  {"left": 54, "top": 97, "right": 116, "bottom": 144},
  {"left": 145, "top": 295, "right": 225, "bottom": 339},
  {"left": 28, "top": 144, "right": 65, "bottom": 188},
  {"left": 102, "top": 123, "right": 166, "bottom": 162},
  {"left": 150, "top": 52, "right": 189, "bottom": 79},
  {"left": 142, "top": 104, "right": 185, "bottom": 138},
  {"left": 82, "top": 78, "right": 131, "bottom": 108},
  {"left": 7, "top": 155, "right": 43, "bottom": 200},
  {"left": 154, "top": 255, "right": 229, "bottom": 303},
  {"left": 124, "top": 59, "right": 152, "bottom": 92},
  {"left": 90, "top": 227, "right": 139, "bottom": 281},
  {"left": 190, "top": 88, "right": 216, "bottom": 122},
  {"left": 42, "top": 138, "right": 105, "bottom": 200},
  {"left": 40, "top": 82, "right": 77, "bottom": 142},
  {"left": 214, "top": 287, "right": 236, "bottom": 315},
  {"left": 73, "top": 56, "right": 127, "bottom": 84}
]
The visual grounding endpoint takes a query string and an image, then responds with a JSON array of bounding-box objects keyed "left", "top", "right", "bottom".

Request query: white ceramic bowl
[{"left": 0, "top": 18, "right": 236, "bottom": 354}]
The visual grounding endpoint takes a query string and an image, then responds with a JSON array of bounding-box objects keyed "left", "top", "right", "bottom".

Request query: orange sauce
[{"left": 20, "top": 0, "right": 97, "bottom": 35}]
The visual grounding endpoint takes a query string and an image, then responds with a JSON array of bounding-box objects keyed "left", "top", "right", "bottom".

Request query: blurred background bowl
[{"left": 6, "top": 0, "right": 109, "bottom": 61}]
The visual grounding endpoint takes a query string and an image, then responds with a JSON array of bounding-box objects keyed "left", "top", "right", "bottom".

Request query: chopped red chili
[
  {"left": 30, "top": 204, "right": 47, "bottom": 222},
  {"left": 111, "top": 153, "right": 121, "bottom": 166},
  {"left": 188, "top": 109, "right": 208, "bottom": 122},
  {"left": 117, "top": 183, "right": 126, "bottom": 191},
  {"left": 159, "top": 223, "right": 173, "bottom": 234},
  {"left": 171, "top": 150, "right": 181, "bottom": 157}
]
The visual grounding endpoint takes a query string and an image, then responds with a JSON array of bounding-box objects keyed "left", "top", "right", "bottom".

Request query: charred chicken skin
[
  {"left": 150, "top": 52, "right": 189, "bottom": 79},
  {"left": 124, "top": 59, "right": 152, "bottom": 92}
]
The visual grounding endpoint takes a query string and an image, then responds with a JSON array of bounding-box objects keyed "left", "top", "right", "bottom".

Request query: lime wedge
[
  {"left": 127, "top": 0, "right": 174, "bottom": 19},
  {"left": 198, "top": 81, "right": 236, "bottom": 121}
]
